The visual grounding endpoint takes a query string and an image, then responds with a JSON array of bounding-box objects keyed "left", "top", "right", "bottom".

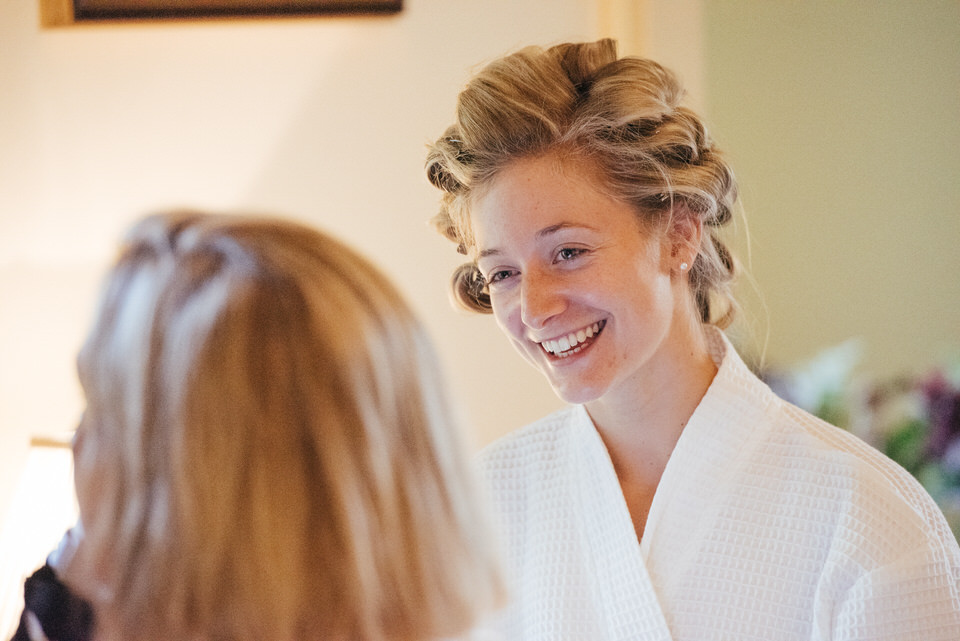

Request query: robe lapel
[
  {"left": 636, "top": 330, "right": 778, "bottom": 638},
  {"left": 571, "top": 406, "right": 676, "bottom": 641}
]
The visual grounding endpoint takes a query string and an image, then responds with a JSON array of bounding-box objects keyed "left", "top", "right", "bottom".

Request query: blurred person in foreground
[{"left": 13, "top": 211, "right": 505, "bottom": 641}]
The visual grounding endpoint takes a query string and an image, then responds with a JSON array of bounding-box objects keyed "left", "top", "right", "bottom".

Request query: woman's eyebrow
[
  {"left": 478, "top": 222, "right": 598, "bottom": 259},
  {"left": 536, "top": 222, "right": 597, "bottom": 238}
]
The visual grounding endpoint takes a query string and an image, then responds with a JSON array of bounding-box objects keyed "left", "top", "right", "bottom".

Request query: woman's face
[{"left": 472, "top": 152, "right": 693, "bottom": 407}]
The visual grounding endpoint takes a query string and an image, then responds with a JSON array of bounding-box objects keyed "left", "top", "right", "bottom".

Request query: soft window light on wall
[
  {"left": 39, "top": 0, "right": 403, "bottom": 26},
  {"left": 0, "top": 436, "right": 78, "bottom": 640}
]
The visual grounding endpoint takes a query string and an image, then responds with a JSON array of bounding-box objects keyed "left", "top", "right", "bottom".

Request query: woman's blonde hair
[
  {"left": 426, "top": 39, "right": 739, "bottom": 328},
  {"left": 67, "top": 211, "right": 504, "bottom": 641}
]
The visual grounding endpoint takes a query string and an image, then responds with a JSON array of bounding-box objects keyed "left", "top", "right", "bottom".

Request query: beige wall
[
  {"left": 0, "top": 0, "right": 603, "bottom": 540},
  {"left": 702, "top": 1, "right": 960, "bottom": 375}
]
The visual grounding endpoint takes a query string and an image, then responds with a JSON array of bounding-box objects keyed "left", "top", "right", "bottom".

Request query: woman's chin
[{"left": 546, "top": 378, "right": 605, "bottom": 406}]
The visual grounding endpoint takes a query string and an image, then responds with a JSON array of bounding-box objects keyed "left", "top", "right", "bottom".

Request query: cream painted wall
[
  {"left": 601, "top": 0, "right": 705, "bottom": 112},
  {"left": 702, "top": 1, "right": 960, "bottom": 375},
  {"left": 0, "top": 0, "right": 608, "bottom": 558}
]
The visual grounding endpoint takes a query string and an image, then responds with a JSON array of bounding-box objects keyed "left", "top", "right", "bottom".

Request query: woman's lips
[{"left": 539, "top": 320, "right": 606, "bottom": 358}]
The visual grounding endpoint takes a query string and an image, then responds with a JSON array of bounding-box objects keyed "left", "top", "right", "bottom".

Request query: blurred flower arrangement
[{"left": 763, "top": 339, "right": 960, "bottom": 541}]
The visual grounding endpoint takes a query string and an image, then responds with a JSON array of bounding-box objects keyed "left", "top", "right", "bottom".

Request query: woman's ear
[{"left": 668, "top": 204, "right": 703, "bottom": 273}]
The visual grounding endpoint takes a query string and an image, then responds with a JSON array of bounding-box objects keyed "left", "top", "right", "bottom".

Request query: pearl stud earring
[{"left": 680, "top": 262, "right": 689, "bottom": 272}]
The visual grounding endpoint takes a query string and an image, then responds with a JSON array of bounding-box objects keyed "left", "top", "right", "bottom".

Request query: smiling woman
[{"left": 425, "top": 38, "right": 960, "bottom": 641}]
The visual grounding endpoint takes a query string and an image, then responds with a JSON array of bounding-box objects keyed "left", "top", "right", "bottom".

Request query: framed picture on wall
[{"left": 40, "top": 0, "right": 402, "bottom": 25}]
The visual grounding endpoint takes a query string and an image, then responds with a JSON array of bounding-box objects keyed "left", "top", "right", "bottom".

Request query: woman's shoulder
[
  {"left": 764, "top": 399, "right": 959, "bottom": 559},
  {"left": 706, "top": 334, "right": 956, "bottom": 561},
  {"left": 774, "top": 401, "right": 931, "bottom": 504},
  {"left": 719, "top": 333, "right": 947, "bottom": 538},
  {"left": 13, "top": 562, "right": 93, "bottom": 641}
]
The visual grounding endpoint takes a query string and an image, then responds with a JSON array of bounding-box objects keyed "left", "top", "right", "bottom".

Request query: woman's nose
[{"left": 520, "top": 269, "right": 566, "bottom": 330}]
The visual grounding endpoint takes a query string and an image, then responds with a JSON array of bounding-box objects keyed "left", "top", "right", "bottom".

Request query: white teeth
[{"left": 540, "top": 321, "right": 603, "bottom": 356}]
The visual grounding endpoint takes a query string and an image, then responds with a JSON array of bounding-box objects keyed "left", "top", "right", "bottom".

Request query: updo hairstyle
[{"left": 426, "top": 39, "right": 740, "bottom": 328}]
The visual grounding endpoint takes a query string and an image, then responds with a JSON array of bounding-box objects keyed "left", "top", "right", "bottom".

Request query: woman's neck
[{"left": 585, "top": 327, "right": 718, "bottom": 488}]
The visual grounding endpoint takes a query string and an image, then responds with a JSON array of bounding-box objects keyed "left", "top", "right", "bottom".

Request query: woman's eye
[
  {"left": 555, "top": 247, "right": 587, "bottom": 262},
  {"left": 485, "top": 269, "right": 516, "bottom": 287}
]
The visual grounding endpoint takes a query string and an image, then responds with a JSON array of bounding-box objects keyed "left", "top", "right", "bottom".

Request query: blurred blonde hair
[
  {"left": 67, "top": 211, "right": 504, "bottom": 641},
  {"left": 426, "top": 39, "right": 740, "bottom": 328}
]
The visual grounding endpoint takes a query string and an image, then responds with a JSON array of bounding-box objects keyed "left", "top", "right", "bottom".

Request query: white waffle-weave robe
[{"left": 479, "top": 331, "right": 960, "bottom": 640}]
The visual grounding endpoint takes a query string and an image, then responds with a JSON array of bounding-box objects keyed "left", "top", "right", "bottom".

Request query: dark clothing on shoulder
[{"left": 11, "top": 564, "right": 93, "bottom": 641}]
